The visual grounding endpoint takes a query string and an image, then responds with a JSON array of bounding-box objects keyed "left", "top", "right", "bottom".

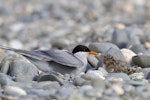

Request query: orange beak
[{"left": 88, "top": 51, "right": 100, "bottom": 56}]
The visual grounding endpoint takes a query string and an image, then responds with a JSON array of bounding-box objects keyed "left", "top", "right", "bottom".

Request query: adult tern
[{"left": 0, "top": 45, "right": 99, "bottom": 75}]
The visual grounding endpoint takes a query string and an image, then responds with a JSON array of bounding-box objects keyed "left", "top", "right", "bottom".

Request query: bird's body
[{"left": 0, "top": 45, "right": 98, "bottom": 75}]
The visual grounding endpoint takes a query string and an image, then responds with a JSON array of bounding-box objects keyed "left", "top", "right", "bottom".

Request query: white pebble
[{"left": 4, "top": 86, "right": 27, "bottom": 97}]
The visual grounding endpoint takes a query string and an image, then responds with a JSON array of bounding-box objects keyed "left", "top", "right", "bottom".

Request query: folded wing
[{"left": 0, "top": 45, "right": 83, "bottom": 67}]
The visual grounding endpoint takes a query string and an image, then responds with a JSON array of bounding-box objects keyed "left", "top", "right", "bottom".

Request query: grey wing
[
  {"left": 0, "top": 45, "right": 83, "bottom": 67},
  {"left": 42, "top": 50, "right": 84, "bottom": 67},
  {"left": 0, "top": 45, "right": 52, "bottom": 61}
]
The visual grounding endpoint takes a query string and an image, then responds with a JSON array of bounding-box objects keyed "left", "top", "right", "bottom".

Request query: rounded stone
[
  {"left": 132, "top": 55, "right": 150, "bottom": 68},
  {"left": 121, "top": 48, "right": 136, "bottom": 64},
  {"left": 112, "top": 29, "right": 128, "bottom": 48},
  {"left": 9, "top": 60, "right": 38, "bottom": 82},
  {"left": 89, "top": 42, "right": 119, "bottom": 53},
  {"left": 3, "top": 86, "right": 27, "bottom": 97}
]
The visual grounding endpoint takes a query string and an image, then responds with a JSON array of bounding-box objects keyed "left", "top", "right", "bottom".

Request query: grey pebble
[
  {"left": 142, "top": 68, "right": 150, "bottom": 80},
  {"left": 89, "top": 42, "right": 119, "bottom": 53},
  {"left": 112, "top": 29, "right": 128, "bottom": 48},
  {"left": 37, "top": 74, "right": 64, "bottom": 85},
  {"left": 33, "top": 81, "right": 60, "bottom": 90},
  {"left": 107, "top": 73, "right": 130, "bottom": 81},
  {"left": 130, "top": 44, "right": 146, "bottom": 54},
  {"left": 73, "top": 77, "right": 91, "bottom": 86},
  {"left": 9, "top": 60, "right": 38, "bottom": 82},
  {"left": 102, "top": 47, "right": 126, "bottom": 62},
  {"left": 0, "top": 73, "right": 15, "bottom": 86},
  {"left": 132, "top": 55, "right": 150, "bottom": 68}
]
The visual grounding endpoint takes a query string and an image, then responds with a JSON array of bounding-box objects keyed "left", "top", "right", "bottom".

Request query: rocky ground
[{"left": 1, "top": 0, "right": 150, "bottom": 100}]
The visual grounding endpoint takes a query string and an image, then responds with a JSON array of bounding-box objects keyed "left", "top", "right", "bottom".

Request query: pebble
[
  {"left": 107, "top": 73, "right": 130, "bottom": 81},
  {"left": 132, "top": 55, "right": 150, "bottom": 68},
  {"left": 130, "top": 44, "right": 146, "bottom": 54},
  {"left": 120, "top": 48, "right": 136, "bottom": 64},
  {"left": 3, "top": 86, "right": 27, "bottom": 97},
  {"left": 33, "top": 81, "right": 60, "bottom": 90},
  {"left": 89, "top": 42, "right": 119, "bottom": 53},
  {"left": 82, "top": 70, "right": 106, "bottom": 80},
  {"left": 73, "top": 77, "right": 91, "bottom": 86},
  {"left": 0, "top": 73, "right": 15, "bottom": 86},
  {"left": 111, "top": 85, "right": 124, "bottom": 95},
  {"left": 8, "top": 40, "right": 23, "bottom": 49},
  {"left": 102, "top": 47, "right": 126, "bottom": 62},
  {"left": 87, "top": 55, "right": 99, "bottom": 68},
  {"left": 37, "top": 74, "right": 64, "bottom": 85},
  {"left": 142, "top": 68, "right": 150, "bottom": 80},
  {"left": 112, "top": 29, "right": 128, "bottom": 48},
  {"left": 129, "top": 72, "right": 144, "bottom": 80},
  {"left": 9, "top": 60, "right": 38, "bottom": 82}
]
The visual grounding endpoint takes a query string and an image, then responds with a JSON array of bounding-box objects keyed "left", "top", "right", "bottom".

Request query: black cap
[{"left": 72, "top": 45, "right": 90, "bottom": 54}]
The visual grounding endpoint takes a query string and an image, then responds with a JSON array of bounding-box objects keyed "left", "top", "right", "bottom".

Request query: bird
[{"left": 0, "top": 45, "right": 99, "bottom": 75}]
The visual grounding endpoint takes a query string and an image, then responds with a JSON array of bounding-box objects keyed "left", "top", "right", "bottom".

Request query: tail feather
[{"left": 0, "top": 45, "right": 51, "bottom": 61}]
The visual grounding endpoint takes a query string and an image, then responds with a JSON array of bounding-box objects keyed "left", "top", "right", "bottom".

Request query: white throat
[{"left": 74, "top": 52, "right": 88, "bottom": 66}]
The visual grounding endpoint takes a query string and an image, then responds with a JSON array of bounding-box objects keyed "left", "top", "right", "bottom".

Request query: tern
[{"left": 0, "top": 45, "right": 99, "bottom": 75}]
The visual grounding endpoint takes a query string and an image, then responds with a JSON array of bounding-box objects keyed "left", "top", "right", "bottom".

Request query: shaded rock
[
  {"left": 132, "top": 55, "right": 150, "bottom": 68},
  {"left": 112, "top": 29, "right": 128, "bottom": 48},
  {"left": 37, "top": 74, "right": 64, "bottom": 85},
  {"left": 142, "top": 68, "right": 150, "bottom": 80},
  {"left": 130, "top": 44, "right": 146, "bottom": 54},
  {"left": 73, "top": 77, "right": 91, "bottom": 86},
  {"left": 9, "top": 60, "right": 38, "bottom": 82},
  {"left": 89, "top": 42, "right": 119, "bottom": 53},
  {"left": 126, "top": 27, "right": 144, "bottom": 45},
  {"left": 33, "top": 81, "right": 60, "bottom": 90},
  {"left": 0, "top": 73, "right": 15, "bottom": 86}
]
